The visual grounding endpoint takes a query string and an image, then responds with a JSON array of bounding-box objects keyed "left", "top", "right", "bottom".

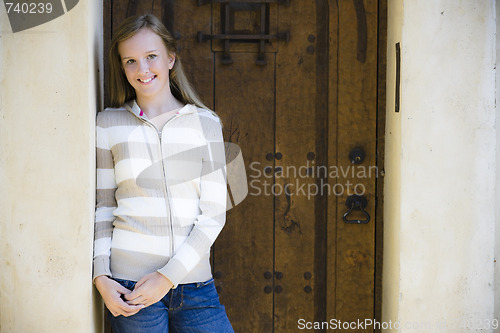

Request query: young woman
[{"left": 93, "top": 14, "right": 233, "bottom": 332}]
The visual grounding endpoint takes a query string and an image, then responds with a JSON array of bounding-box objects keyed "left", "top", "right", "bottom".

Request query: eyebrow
[{"left": 122, "top": 50, "right": 159, "bottom": 60}]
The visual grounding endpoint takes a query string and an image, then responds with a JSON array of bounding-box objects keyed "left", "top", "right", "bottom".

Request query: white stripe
[
  {"left": 114, "top": 158, "right": 156, "bottom": 184},
  {"left": 201, "top": 180, "right": 227, "bottom": 200},
  {"left": 112, "top": 228, "right": 171, "bottom": 257},
  {"left": 195, "top": 216, "right": 224, "bottom": 241},
  {"left": 97, "top": 169, "right": 116, "bottom": 189},
  {"left": 163, "top": 128, "right": 204, "bottom": 145},
  {"left": 115, "top": 197, "right": 168, "bottom": 217},
  {"left": 95, "top": 207, "right": 115, "bottom": 222},
  {"left": 170, "top": 198, "right": 200, "bottom": 219},
  {"left": 197, "top": 111, "right": 220, "bottom": 123},
  {"left": 105, "top": 126, "right": 158, "bottom": 147},
  {"left": 94, "top": 238, "right": 112, "bottom": 257},
  {"left": 173, "top": 243, "right": 200, "bottom": 272}
]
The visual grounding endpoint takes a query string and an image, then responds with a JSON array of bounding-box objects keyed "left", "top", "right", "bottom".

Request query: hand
[
  {"left": 94, "top": 275, "right": 144, "bottom": 317},
  {"left": 124, "top": 272, "right": 173, "bottom": 308}
]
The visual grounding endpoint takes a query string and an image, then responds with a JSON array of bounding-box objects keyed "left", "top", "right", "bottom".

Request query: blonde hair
[{"left": 108, "top": 14, "right": 208, "bottom": 110}]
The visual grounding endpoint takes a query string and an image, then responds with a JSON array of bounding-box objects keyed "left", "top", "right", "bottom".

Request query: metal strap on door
[{"left": 197, "top": 0, "right": 291, "bottom": 65}]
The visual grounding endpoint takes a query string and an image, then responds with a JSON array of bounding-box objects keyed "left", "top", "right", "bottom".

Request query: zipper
[
  {"left": 130, "top": 109, "right": 191, "bottom": 260},
  {"left": 157, "top": 131, "right": 175, "bottom": 258}
]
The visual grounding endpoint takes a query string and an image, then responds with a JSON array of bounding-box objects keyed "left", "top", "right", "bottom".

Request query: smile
[{"left": 138, "top": 76, "right": 156, "bottom": 83}]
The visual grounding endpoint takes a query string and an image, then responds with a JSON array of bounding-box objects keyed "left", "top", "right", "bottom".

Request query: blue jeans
[{"left": 109, "top": 278, "right": 234, "bottom": 333}]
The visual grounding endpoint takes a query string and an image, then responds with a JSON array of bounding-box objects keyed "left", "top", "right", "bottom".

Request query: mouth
[{"left": 138, "top": 75, "right": 156, "bottom": 84}]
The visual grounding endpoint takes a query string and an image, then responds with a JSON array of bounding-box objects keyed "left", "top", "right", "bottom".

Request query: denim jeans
[{"left": 108, "top": 278, "right": 234, "bottom": 333}]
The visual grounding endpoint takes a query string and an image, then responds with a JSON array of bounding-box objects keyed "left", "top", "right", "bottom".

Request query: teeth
[{"left": 140, "top": 76, "right": 154, "bottom": 83}]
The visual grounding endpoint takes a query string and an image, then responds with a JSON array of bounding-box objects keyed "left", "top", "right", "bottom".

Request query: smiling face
[{"left": 118, "top": 27, "right": 175, "bottom": 103}]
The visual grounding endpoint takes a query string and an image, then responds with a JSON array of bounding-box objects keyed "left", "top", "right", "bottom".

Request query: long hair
[{"left": 108, "top": 14, "right": 208, "bottom": 110}]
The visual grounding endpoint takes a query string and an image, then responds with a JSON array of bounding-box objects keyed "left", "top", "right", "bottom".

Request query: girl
[{"left": 93, "top": 14, "right": 233, "bottom": 333}]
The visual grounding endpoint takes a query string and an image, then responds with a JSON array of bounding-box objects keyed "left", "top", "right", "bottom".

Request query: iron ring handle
[{"left": 343, "top": 194, "right": 370, "bottom": 224}]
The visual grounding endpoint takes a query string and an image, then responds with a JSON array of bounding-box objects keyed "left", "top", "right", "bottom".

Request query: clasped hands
[{"left": 95, "top": 272, "right": 174, "bottom": 317}]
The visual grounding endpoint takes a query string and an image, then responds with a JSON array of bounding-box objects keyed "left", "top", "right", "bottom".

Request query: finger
[
  {"left": 125, "top": 295, "right": 147, "bottom": 306},
  {"left": 117, "top": 303, "right": 144, "bottom": 316},
  {"left": 115, "top": 284, "right": 132, "bottom": 296},
  {"left": 106, "top": 300, "right": 141, "bottom": 317},
  {"left": 123, "top": 289, "right": 141, "bottom": 301},
  {"left": 133, "top": 275, "right": 149, "bottom": 290}
]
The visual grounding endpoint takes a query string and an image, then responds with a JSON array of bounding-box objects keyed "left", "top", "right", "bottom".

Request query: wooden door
[{"left": 103, "top": 1, "right": 386, "bottom": 332}]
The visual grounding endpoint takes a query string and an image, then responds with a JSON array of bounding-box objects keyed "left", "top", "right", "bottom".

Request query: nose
[{"left": 138, "top": 59, "right": 149, "bottom": 74}]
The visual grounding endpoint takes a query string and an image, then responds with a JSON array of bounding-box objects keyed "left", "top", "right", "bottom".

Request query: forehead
[{"left": 118, "top": 28, "right": 167, "bottom": 57}]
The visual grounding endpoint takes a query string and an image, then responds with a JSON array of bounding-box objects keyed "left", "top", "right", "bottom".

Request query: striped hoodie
[{"left": 93, "top": 100, "right": 227, "bottom": 288}]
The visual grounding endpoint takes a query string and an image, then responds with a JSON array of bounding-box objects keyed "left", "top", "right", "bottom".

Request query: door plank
[
  {"left": 213, "top": 52, "right": 275, "bottom": 333},
  {"left": 173, "top": 1, "right": 214, "bottom": 108},
  {"left": 326, "top": 0, "right": 340, "bottom": 322},
  {"left": 329, "top": 0, "right": 378, "bottom": 331},
  {"left": 274, "top": 0, "right": 325, "bottom": 331}
]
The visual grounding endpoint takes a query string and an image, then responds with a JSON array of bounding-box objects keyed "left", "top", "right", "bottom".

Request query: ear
[{"left": 168, "top": 53, "right": 176, "bottom": 70}]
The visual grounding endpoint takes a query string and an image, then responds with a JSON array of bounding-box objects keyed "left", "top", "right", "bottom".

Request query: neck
[{"left": 137, "top": 91, "right": 184, "bottom": 118}]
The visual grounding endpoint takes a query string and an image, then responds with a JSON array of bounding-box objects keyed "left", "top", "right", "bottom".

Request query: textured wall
[
  {"left": 0, "top": 1, "right": 103, "bottom": 332},
  {"left": 384, "top": 1, "right": 496, "bottom": 332}
]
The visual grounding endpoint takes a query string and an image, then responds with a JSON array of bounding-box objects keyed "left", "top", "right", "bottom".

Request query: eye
[
  {"left": 124, "top": 59, "right": 136, "bottom": 65},
  {"left": 147, "top": 54, "right": 157, "bottom": 60}
]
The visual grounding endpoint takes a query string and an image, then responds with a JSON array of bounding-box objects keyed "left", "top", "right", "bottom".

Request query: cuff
[
  {"left": 93, "top": 255, "right": 112, "bottom": 283},
  {"left": 157, "top": 258, "right": 188, "bottom": 289}
]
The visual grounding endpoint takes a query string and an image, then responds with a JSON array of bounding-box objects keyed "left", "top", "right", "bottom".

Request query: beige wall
[
  {"left": 497, "top": 0, "right": 500, "bottom": 324},
  {"left": 0, "top": 1, "right": 103, "bottom": 332},
  {"left": 383, "top": 0, "right": 496, "bottom": 332},
  {"left": 382, "top": 0, "right": 403, "bottom": 329}
]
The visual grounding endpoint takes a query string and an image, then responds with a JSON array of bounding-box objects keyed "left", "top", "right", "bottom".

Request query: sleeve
[
  {"left": 157, "top": 115, "right": 227, "bottom": 287},
  {"left": 93, "top": 114, "right": 117, "bottom": 282}
]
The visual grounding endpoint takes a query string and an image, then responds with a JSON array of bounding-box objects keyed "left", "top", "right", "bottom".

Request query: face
[{"left": 118, "top": 28, "right": 175, "bottom": 102}]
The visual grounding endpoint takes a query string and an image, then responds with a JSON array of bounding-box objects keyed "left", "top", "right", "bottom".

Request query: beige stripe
[
  {"left": 115, "top": 179, "right": 165, "bottom": 200},
  {"left": 96, "top": 148, "right": 114, "bottom": 169},
  {"left": 94, "top": 221, "right": 113, "bottom": 239},
  {"left": 114, "top": 217, "right": 171, "bottom": 236},
  {"left": 97, "top": 109, "right": 139, "bottom": 129},
  {"left": 96, "top": 188, "right": 117, "bottom": 207},
  {"left": 110, "top": 248, "right": 170, "bottom": 282},
  {"left": 112, "top": 141, "right": 159, "bottom": 164}
]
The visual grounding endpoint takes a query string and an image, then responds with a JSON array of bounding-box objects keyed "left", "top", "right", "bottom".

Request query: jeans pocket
[{"left": 182, "top": 278, "right": 221, "bottom": 308}]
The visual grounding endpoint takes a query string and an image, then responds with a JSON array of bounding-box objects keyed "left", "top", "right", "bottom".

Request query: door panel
[
  {"left": 104, "top": 1, "right": 384, "bottom": 332},
  {"left": 274, "top": 1, "right": 328, "bottom": 331},
  {"left": 214, "top": 52, "right": 275, "bottom": 332},
  {"left": 332, "top": 2, "right": 377, "bottom": 329}
]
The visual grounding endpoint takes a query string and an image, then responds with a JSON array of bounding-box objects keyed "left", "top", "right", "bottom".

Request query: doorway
[{"left": 103, "top": 1, "right": 386, "bottom": 332}]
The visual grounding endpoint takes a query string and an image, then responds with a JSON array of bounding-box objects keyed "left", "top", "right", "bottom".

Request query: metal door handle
[{"left": 343, "top": 195, "right": 370, "bottom": 224}]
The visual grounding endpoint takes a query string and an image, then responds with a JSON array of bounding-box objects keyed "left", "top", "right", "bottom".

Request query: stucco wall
[
  {"left": 495, "top": 0, "right": 500, "bottom": 323},
  {"left": 382, "top": 0, "right": 402, "bottom": 329},
  {"left": 383, "top": 0, "right": 496, "bottom": 332},
  {"left": 0, "top": 1, "right": 103, "bottom": 332}
]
